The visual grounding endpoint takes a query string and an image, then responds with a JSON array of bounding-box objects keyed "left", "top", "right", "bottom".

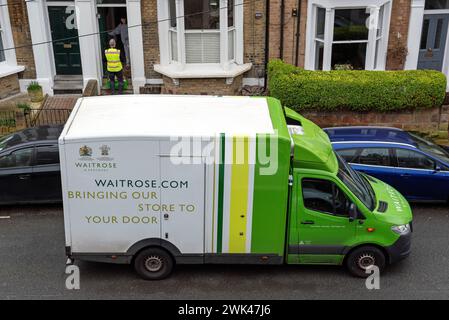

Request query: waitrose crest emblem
[{"left": 79, "top": 145, "right": 92, "bottom": 157}]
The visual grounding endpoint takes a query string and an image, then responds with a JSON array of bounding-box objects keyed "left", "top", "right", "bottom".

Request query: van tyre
[
  {"left": 134, "top": 248, "right": 174, "bottom": 280},
  {"left": 346, "top": 246, "right": 386, "bottom": 278}
]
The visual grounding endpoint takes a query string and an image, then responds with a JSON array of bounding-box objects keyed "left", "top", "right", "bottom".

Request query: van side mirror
[
  {"left": 434, "top": 165, "right": 442, "bottom": 173},
  {"left": 348, "top": 203, "right": 358, "bottom": 222}
]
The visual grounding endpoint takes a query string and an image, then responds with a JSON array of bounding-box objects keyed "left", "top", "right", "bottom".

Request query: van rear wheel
[
  {"left": 346, "top": 246, "right": 386, "bottom": 278},
  {"left": 134, "top": 248, "right": 174, "bottom": 280}
]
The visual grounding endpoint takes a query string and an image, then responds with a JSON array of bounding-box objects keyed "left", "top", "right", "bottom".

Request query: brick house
[{"left": 0, "top": 0, "right": 447, "bottom": 99}]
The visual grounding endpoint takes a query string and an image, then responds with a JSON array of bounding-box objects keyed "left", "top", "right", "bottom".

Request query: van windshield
[{"left": 336, "top": 153, "right": 375, "bottom": 211}]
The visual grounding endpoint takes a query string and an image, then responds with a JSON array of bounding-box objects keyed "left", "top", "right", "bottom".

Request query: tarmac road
[{"left": 0, "top": 203, "right": 448, "bottom": 300}]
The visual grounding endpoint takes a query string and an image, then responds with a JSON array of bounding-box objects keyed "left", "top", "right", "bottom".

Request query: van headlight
[{"left": 391, "top": 224, "right": 411, "bottom": 235}]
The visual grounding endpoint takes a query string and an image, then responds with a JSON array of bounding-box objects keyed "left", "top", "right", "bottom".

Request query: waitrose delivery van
[{"left": 59, "top": 95, "right": 412, "bottom": 280}]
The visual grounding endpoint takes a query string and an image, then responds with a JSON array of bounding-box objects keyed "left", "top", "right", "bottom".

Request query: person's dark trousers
[{"left": 109, "top": 70, "right": 124, "bottom": 95}]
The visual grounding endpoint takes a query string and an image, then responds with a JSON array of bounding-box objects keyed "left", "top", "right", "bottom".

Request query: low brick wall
[
  {"left": 161, "top": 76, "right": 243, "bottom": 95},
  {"left": 300, "top": 105, "right": 449, "bottom": 138},
  {"left": 82, "top": 79, "right": 99, "bottom": 97},
  {"left": 0, "top": 74, "right": 20, "bottom": 100}
]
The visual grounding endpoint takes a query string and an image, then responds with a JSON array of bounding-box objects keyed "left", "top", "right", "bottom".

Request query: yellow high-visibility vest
[{"left": 105, "top": 48, "right": 123, "bottom": 72}]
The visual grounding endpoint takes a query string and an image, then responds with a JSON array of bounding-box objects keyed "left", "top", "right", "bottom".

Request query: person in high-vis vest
[{"left": 105, "top": 39, "right": 124, "bottom": 95}]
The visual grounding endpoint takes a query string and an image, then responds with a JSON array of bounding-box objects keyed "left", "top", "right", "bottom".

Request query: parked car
[
  {"left": 324, "top": 126, "right": 449, "bottom": 202},
  {"left": 0, "top": 125, "right": 63, "bottom": 204}
]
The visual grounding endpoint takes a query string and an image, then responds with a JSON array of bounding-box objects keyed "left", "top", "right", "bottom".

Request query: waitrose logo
[{"left": 75, "top": 162, "right": 117, "bottom": 170}]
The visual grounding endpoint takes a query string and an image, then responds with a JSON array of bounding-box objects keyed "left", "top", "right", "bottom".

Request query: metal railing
[
  {"left": 0, "top": 111, "right": 17, "bottom": 135},
  {"left": 0, "top": 108, "right": 73, "bottom": 137}
]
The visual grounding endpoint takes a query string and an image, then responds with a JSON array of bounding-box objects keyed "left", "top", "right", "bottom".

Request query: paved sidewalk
[{"left": 42, "top": 95, "right": 80, "bottom": 110}]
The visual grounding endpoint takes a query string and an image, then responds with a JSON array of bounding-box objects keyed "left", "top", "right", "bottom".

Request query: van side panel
[{"left": 62, "top": 140, "right": 161, "bottom": 253}]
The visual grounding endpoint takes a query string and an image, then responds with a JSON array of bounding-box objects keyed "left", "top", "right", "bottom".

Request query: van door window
[
  {"left": 302, "top": 178, "right": 350, "bottom": 217},
  {"left": 395, "top": 149, "right": 435, "bottom": 170}
]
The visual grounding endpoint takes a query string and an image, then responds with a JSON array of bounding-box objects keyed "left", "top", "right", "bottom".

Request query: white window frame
[
  {"left": 0, "top": 0, "right": 20, "bottom": 68},
  {"left": 305, "top": 0, "right": 392, "bottom": 71},
  {"left": 158, "top": 0, "right": 243, "bottom": 70}
]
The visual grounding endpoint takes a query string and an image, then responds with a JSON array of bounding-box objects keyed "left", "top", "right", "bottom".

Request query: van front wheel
[
  {"left": 134, "top": 248, "right": 174, "bottom": 280},
  {"left": 346, "top": 246, "right": 386, "bottom": 278}
]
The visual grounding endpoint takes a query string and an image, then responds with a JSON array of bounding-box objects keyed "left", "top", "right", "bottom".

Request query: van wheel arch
[
  {"left": 343, "top": 244, "right": 390, "bottom": 266},
  {"left": 127, "top": 238, "right": 181, "bottom": 263}
]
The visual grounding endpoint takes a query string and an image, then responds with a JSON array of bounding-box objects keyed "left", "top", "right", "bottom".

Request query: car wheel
[
  {"left": 346, "top": 246, "right": 386, "bottom": 278},
  {"left": 134, "top": 247, "right": 174, "bottom": 280}
]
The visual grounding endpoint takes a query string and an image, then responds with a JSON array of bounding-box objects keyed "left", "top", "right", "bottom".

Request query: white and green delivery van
[{"left": 59, "top": 95, "right": 413, "bottom": 280}]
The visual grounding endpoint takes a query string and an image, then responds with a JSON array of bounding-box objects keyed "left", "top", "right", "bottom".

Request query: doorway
[
  {"left": 48, "top": 6, "right": 82, "bottom": 75},
  {"left": 418, "top": 14, "right": 449, "bottom": 71},
  {"left": 97, "top": 5, "right": 128, "bottom": 77}
]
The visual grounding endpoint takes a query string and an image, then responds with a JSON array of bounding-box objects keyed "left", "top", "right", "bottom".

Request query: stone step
[
  {"left": 53, "top": 81, "right": 83, "bottom": 90},
  {"left": 53, "top": 75, "right": 83, "bottom": 95},
  {"left": 54, "top": 75, "right": 83, "bottom": 81},
  {"left": 53, "top": 89, "right": 83, "bottom": 95}
]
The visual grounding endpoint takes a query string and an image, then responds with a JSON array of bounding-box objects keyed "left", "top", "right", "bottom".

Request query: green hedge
[{"left": 268, "top": 59, "right": 447, "bottom": 112}]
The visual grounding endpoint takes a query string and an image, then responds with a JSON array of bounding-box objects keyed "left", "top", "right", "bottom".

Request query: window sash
[
  {"left": 185, "top": 31, "right": 220, "bottom": 63},
  {"left": 169, "top": 29, "right": 178, "bottom": 62}
]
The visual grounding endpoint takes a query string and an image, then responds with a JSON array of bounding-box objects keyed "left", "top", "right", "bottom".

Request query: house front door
[
  {"left": 418, "top": 14, "right": 449, "bottom": 71},
  {"left": 48, "top": 6, "right": 82, "bottom": 75}
]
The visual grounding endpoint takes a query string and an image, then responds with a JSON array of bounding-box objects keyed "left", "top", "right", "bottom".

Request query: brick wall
[
  {"left": 141, "top": 0, "right": 160, "bottom": 80},
  {"left": 0, "top": 74, "right": 20, "bottom": 100},
  {"left": 386, "top": 0, "right": 411, "bottom": 70},
  {"left": 243, "top": 0, "right": 266, "bottom": 78},
  {"left": 269, "top": 0, "right": 304, "bottom": 66},
  {"left": 161, "top": 76, "right": 243, "bottom": 95},
  {"left": 8, "top": 2, "right": 36, "bottom": 79},
  {"left": 300, "top": 106, "right": 449, "bottom": 138}
]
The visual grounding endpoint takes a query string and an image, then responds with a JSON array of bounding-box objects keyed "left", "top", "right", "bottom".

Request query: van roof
[{"left": 61, "top": 95, "right": 276, "bottom": 141}]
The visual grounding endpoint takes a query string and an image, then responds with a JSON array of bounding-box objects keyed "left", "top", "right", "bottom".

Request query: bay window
[
  {"left": 157, "top": 0, "right": 247, "bottom": 78},
  {"left": 306, "top": 0, "right": 392, "bottom": 71}
]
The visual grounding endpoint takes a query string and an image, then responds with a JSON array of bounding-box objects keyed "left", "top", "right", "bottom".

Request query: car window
[
  {"left": 396, "top": 149, "right": 435, "bottom": 170},
  {"left": 302, "top": 178, "right": 350, "bottom": 217},
  {"left": 357, "top": 148, "right": 390, "bottom": 166},
  {"left": 336, "top": 149, "right": 359, "bottom": 163},
  {"left": 36, "top": 146, "right": 59, "bottom": 166},
  {"left": 0, "top": 148, "right": 33, "bottom": 168}
]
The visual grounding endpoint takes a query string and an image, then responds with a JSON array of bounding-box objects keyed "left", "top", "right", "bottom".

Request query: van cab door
[{"left": 293, "top": 174, "right": 356, "bottom": 264}]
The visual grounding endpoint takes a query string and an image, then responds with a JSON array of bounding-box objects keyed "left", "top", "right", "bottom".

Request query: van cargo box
[{"left": 59, "top": 95, "right": 291, "bottom": 264}]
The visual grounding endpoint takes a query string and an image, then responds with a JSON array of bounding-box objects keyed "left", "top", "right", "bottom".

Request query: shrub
[
  {"left": 17, "top": 103, "right": 31, "bottom": 112},
  {"left": 268, "top": 59, "right": 447, "bottom": 112},
  {"left": 27, "top": 81, "right": 42, "bottom": 92}
]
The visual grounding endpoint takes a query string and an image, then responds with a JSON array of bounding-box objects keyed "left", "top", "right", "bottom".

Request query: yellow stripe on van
[{"left": 229, "top": 137, "right": 249, "bottom": 253}]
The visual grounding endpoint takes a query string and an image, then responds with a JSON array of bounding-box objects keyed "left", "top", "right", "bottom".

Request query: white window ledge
[
  {"left": 0, "top": 64, "right": 25, "bottom": 78},
  {"left": 154, "top": 63, "right": 252, "bottom": 79}
]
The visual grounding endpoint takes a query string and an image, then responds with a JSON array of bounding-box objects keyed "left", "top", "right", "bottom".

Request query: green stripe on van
[
  {"left": 216, "top": 133, "right": 225, "bottom": 253},
  {"left": 250, "top": 99, "right": 291, "bottom": 255}
]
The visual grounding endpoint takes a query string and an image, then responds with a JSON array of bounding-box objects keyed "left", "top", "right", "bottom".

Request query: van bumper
[{"left": 385, "top": 232, "right": 412, "bottom": 264}]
